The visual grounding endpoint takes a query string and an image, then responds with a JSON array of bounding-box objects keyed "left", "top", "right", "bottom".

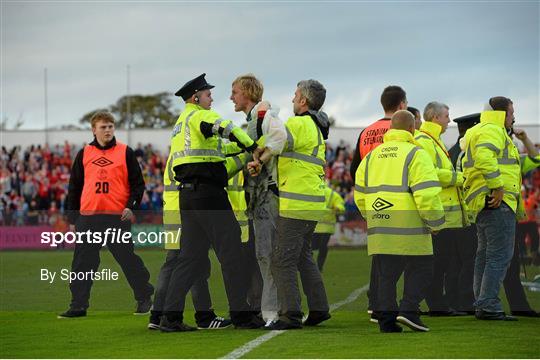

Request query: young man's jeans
[{"left": 473, "top": 202, "right": 515, "bottom": 313}]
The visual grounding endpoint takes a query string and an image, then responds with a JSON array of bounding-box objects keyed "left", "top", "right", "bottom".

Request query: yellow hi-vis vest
[
  {"left": 315, "top": 185, "right": 345, "bottom": 234},
  {"left": 169, "top": 103, "right": 255, "bottom": 168},
  {"left": 162, "top": 151, "right": 248, "bottom": 250},
  {"left": 354, "top": 129, "right": 445, "bottom": 256},
  {"left": 462, "top": 110, "right": 525, "bottom": 221},
  {"left": 227, "top": 170, "right": 249, "bottom": 242},
  {"left": 520, "top": 154, "right": 540, "bottom": 175},
  {"left": 415, "top": 121, "right": 469, "bottom": 229},
  {"left": 278, "top": 115, "right": 326, "bottom": 220}
]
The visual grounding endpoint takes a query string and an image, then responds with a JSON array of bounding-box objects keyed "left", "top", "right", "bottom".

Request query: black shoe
[
  {"left": 370, "top": 312, "right": 380, "bottom": 324},
  {"left": 197, "top": 316, "right": 232, "bottom": 329},
  {"left": 380, "top": 324, "right": 403, "bottom": 333},
  {"left": 475, "top": 310, "right": 518, "bottom": 321},
  {"left": 234, "top": 315, "right": 266, "bottom": 329},
  {"left": 303, "top": 311, "right": 331, "bottom": 326},
  {"left": 159, "top": 317, "right": 197, "bottom": 332},
  {"left": 396, "top": 314, "right": 430, "bottom": 332},
  {"left": 263, "top": 319, "right": 302, "bottom": 330},
  {"left": 148, "top": 313, "right": 161, "bottom": 330},
  {"left": 134, "top": 298, "right": 152, "bottom": 315},
  {"left": 58, "top": 308, "right": 87, "bottom": 318},
  {"left": 511, "top": 310, "right": 540, "bottom": 317}
]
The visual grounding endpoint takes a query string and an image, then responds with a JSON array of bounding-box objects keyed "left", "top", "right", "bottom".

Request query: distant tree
[
  {"left": 0, "top": 113, "right": 24, "bottom": 130},
  {"left": 79, "top": 92, "right": 179, "bottom": 128}
]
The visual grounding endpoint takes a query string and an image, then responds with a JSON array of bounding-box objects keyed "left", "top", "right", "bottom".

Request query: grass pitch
[{"left": 1, "top": 248, "right": 539, "bottom": 358}]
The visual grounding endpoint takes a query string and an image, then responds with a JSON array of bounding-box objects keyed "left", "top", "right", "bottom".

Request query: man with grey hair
[
  {"left": 264, "top": 80, "right": 330, "bottom": 330},
  {"left": 415, "top": 101, "right": 469, "bottom": 316}
]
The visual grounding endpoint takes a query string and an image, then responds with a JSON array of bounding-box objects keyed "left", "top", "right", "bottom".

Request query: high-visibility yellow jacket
[
  {"left": 354, "top": 129, "right": 445, "bottom": 256},
  {"left": 521, "top": 154, "right": 540, "bottom": 174},
  {"left": 162, "top": 150, "right": 248, "bottom": 250},
  {"left": 415, "top": 121, "right": 469, "bottom": 228},
  {"left": 227, "top": 169, "right": 249, "bottom": 243},
  {"left": 315, "top": 185, "right": 345, "bottom": 234},
  {"left": 278, "top": 114, "right": 326, "bottom": 221},
  {"left": 169, "top": 103, "right": 255, "bottom": 168},
  {"left": 461, "top": 110, "right": 525, "bottom": 221},
  {"left": 163, "top": 102, "right": 253, "bottom": 249}
]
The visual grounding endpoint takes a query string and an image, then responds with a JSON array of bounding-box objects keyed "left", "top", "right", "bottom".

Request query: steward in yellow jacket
[
  {"left": 354, "top": 110, "right": 444, "bottom": 333},
  {"left": 462, "top": 97, "right": 522, "bottom": 320},
  {"left": 415, "top": 102, "right": 469, "bottom": 315},
  {"left": 268, "top": 80, "right": 330, "bottom": 330},
  {"left": 313, "top": 185, "right": 345, "bottom": 271}
]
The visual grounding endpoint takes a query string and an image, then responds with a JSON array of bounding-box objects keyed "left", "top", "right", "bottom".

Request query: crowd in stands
[{"left": 1, "top": 139, "right": 538, "bottom": 229}]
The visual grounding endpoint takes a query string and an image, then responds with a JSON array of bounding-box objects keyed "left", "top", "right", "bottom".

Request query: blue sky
[{"left": 2, "top": 1, "right": 539, "bottom": 130}]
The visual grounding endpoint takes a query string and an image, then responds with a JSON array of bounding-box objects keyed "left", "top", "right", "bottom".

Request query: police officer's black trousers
[
  {"left": 503, "top": 224, "right": 535, "bottom": 312},
  {"left": 162, "top": 184, "right": 250, "bottom": 324},
  {"left": 69, "top": 215, "right": 153, "bottom": 310},
  {"left": 373, "top": 254, "right": 433, "bottom": 330},
  {"left": 444, "top": 226, "right": 477, "bottom": 312},
  {"left": 425, "top": 230, "right": 454, "bottom": 312},
  {"left": 152, "top": 249, "right": 215, "bottom": 324}
]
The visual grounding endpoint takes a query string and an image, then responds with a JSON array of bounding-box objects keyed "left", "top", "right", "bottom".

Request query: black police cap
[
  {"left": 174, "top": 73, "right": 215, "bottom": 100},
  {"left": 453, "top": 113, "right": 480, "bottom": 132}
]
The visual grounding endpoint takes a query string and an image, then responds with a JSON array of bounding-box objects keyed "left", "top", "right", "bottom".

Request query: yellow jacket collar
[
  {"left": 420, "top": 121, "right": 442, "bottom": 139},
  {"left": 383, "top": 129, "right": 415, "bottom": 144},
  {"left": 185, "top": 103, "right": 205, "bottom": 111},
  {"left": 480, "top": 110, "right": 506, "bottom": 128}
]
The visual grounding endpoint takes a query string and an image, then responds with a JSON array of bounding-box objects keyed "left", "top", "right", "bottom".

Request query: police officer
[
  {"left": 158, "top": 74, "right": 264, "bottom": 332},
  {"left": 265, "top": 79, "right": 330, "bottom": 330},
  {"left": 60, "top": 111, "right": 153, "bottom": 318},
  {"left": 148, "top": 98, "right": 248, "bottom": 330},
  {"left": 354, "top": 110, "right": 445, "bottom": 333}
]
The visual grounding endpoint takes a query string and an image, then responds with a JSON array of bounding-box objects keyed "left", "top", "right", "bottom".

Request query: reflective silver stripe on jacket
[
  {"left": 279, "top": 191, "right": 325, "bottom": 202},
  {"left": 367, "top": 227, "right": 430, "bottom": 235},
  {"left": 476, "top": 143, "right": 500, "bottom": 154},
  {"left": 212, "top": 118, "right": 224, "bottom": 135},
  {"left": 164, "top": 184, "right": 178, "bottom": 191},
  {"left": 280, "top": 152, "right": 325, "bottom": 166},
  {"left": 483, "top": 170, "right": 501, "bottom": 179},
  {"left": 449, "top": 171, "right": 457, "bottom": 186},
  {"left": 424, "top": 216, "right": 445, "bottom": 228},
  {"left": 183, "top": 110, "right": 198, "bottom": 152},
  {"left": 465, "top": 185, "right": 489, "bottom": 203},
  {"left": 444, "top": 205, "right": 462, "bottom": 212},
  {"left": 222, "top": 122, "right": 234, "bottom": 138},
  {"left": 410, "top": 181, "right": 441, "bottom": 192}
]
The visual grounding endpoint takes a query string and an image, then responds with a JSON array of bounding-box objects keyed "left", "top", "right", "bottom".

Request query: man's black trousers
[
  {"left": 70, "top": 215, "right": 153, "bottom": 310},
  {"left": 373, "top": 254, "right": 433, "bottom": 330},
  {"left": 162, "top": 184, "right": 250, "bottom": 324}
]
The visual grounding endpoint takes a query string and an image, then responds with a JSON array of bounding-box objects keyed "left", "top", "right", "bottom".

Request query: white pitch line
[{"left": 221, "top": 283, "right": 369, "bottom": 359}]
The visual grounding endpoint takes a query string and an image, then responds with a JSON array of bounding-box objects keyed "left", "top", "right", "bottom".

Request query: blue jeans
[{"left": 473, "top": 202, "right": 515, "bottom": 312}]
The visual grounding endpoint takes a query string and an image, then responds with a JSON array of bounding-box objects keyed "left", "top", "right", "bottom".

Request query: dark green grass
[{"left": 1, "top": 248, "right": 539, "bottom": 358}]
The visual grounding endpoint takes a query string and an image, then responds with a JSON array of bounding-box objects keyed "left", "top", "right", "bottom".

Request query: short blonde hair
[
  {"left": 232, "top": 74, "right": 263, "bottom": 103},
  {"left": 90, "top": 111, "right": 115, "bottom": 128}
]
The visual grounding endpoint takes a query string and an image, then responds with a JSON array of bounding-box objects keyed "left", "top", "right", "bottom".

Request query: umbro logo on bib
[
  {"left": 372, "top": 197, "right": 393, "bottom": 212},
  {"left": 92, "top": 157, "right": 113, "bottom": 167}
]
